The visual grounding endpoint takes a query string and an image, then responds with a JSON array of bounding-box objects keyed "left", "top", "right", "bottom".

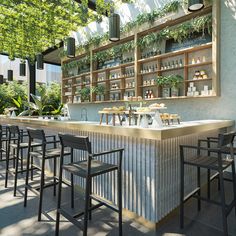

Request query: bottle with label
[
  {"left": 175, "top": 60, "right": 179, "bottom": 68},
  {"left": 161, "top": 63, "right": 164, "bottom": 70},
  {"left": 145, "top": 90, "right": 149, "bottom": 99},
  {"left": 168, "top": 62, "right": 171, "bottom": 69},
  {"left": 179, "top": 59, "right": 183, "bottom": 67},
  {"left": 172, "top": 61, "right": 175, "bottom": 68}
]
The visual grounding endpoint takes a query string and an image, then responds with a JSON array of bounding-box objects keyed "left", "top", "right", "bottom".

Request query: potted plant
[
  {"left": 80, "top": 87, "right": 90, "bottom": 102},
  {"left": 169, "top": 75, "right": 183, "bottom": 97},
  {"left": 156, "top": 75, "right": 171, "bottom": 97},
  {"left": 92, "top": 85, "right": 106, "bottom": 101}
]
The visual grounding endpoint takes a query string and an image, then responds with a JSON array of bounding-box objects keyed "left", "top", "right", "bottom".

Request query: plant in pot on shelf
[
  {"left": 169, "top": 75, "right": 183, "bottom": 97},
  {"left": 155, "top": 75, "right": 171, "bottom": 97},
  {"left": 80, "top": 87, "right": 90, "bottom": 102},
  {"left": 91, "top": 85, "right": 106, "bottom": 101}
]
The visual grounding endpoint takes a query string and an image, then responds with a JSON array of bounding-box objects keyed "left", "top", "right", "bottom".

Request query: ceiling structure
[{"left": 0, "top": 0, "right": 112, "bottom": 63}]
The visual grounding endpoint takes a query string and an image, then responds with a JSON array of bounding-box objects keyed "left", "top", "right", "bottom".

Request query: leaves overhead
[{"left": 0, "top": 0, "right": 112, "bottom": 62}]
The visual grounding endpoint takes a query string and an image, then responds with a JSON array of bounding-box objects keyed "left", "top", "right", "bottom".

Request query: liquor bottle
[
  {"left": 164, "top": 63, "right": 167, "bottom": 70},
  {"left": 155, "top": 64, "right": 158, "bottom": 71},
  {"left": 179, "top": 59, "right": 183, "bottom": 67},
  {"left": 175, "top": 60, "right": 179, "bottom": 68},
  {"left": 161, "top": 63, "right": 164, "bottom": 70},
  {"left": 172, "top": 61, "right": 175, "bottom": 68},
  {"left": 149, "top": 65, "right": 152, "bottom": 72},
  {"left": 168, "top": 62, "right": 171, "bottom": 69},
  {"left": 152, "top": 64, "right": 155, "bottom": 72},
  {"left": 145, "top": 90, "right": 149, "bottom": 99}
]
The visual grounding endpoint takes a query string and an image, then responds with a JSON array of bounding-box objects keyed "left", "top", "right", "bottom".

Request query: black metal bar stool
[
  {"left": 5, "top": 125, "right": 39, "bottom": 196},
  {"left": 198, "top": 136, "right": 236, "bottom": 200},
  {"left": 0, "top": 125, "right": 8, "bottom": 162},
  {"left": 24, "top": 128, "right": 71, "bottom": 221},
  {"left": 180, "top": 132, "right": 236, "bottom": 236},
  {"left": 55, "top": 133, "right": 124, "bottom": 236}
]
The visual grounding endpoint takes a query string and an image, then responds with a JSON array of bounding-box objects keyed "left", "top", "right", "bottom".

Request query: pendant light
[
  {"left": 36, "top": 53, "right": 44, "bottom": 70},
  {"left": 109, "top": 12, "right": 120, "bottom": 42},
  {"left": 67, "top": 37, "right": 75, "bottom": 58},
  {"left": 20, "top": 61, "right": 26, "bottom": 76},
  {"left": 0, "top": 75, "right": 3, "bottom": 84},
  {"left": 8, "top": 70, "right": 13, "bottom": 81},
  {"left": 188, "top": 0, "right": 204, "bottom": 12}
]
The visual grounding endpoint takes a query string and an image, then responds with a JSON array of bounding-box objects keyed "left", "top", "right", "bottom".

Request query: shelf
[
  {"left": 62, "top": 72, "right": 90, "bottom": 80},
  {"left": 109, "top": 77, "right": 123, "bottom": 82},
  {"left": 125, "top": 87, "right": 135, "bottom": 90},
  {"left": 160, "top": 66, "right": 184, "bottom": 72},
  {"left": 93, "top": 62, "right": 134, "bottom": 74},
  {"left": 138, "top": 71, "right": 158, "bottom": 76},
  {"left": 95, "top": 63, "right": 135, "bottom": 72},
  {"left": 185, "top": 78, "right": 212, "bottom": 83},
  {"left": 139, "top": 84, "right": 157, "bottom": 88},
  {"left": 185, "top": 61, "right": 212, "bottom": 68},
  {"left": 110, "top": 88, "right": 124, "bottom": 92},
  {"left": 96, "top": 80, "right": 107, "bottom": 84},
  {"left": 137, "top": 43, "right": 212, "bottom": 63}
]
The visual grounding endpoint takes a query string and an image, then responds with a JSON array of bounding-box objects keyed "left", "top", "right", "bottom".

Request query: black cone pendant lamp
[
  {"left": 8, "top": 70, "right": 13, "bottom": 81},
  {"left": 67, "top": 37, "right": 75, "bottom": 58},
  {"left": 109, "top": 12, "right": 120, "bottom": 42},
  {"left": 188, "top": 0, "right": 204, "bottom": 12},
  {"left": 20, "top": 61, "right": 26, "bottom": 76},
  {"left": 36, "top": 53, "right": 44, "bottom": 70},
  {"left": 0, "top": 75, "right": 3, "bottom": 84}
]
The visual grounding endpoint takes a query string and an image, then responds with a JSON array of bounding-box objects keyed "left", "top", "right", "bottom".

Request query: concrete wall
[{"left": 68, "top": 1, "right": 236, "bottom": 122}]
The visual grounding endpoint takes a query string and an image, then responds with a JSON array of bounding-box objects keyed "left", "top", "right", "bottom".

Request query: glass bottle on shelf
[
  {"left": 155, "top": 64, "right": 158, "bottom": 71},
  {"left": 145, "top": 90, "right": 149, "bottom": 99},
  {"left": 179, "top": 59, "right": 183, "bottom": 67},
  {"left": 164, "top": 63, "right": 167, "bottom": 70},
  {"left": 161, "top": 63, "right": 164, "bottom": 70},
  {"left": 172, "top": 61, "right": 175, "bottom": 68},
  {"left": 175, "top": 60, "right": 179, "bottom": 68},
  {"left": 168, "top": 62, "right": 171, "bottom": 69}
]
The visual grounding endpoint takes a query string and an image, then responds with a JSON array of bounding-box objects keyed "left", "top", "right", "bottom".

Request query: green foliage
[
  {"left": 79, "top": 87, "right": 90, "bottom": 101},
  {"left": 0, "top": 0, "right": 113, "bottom": 61},
  {"left": 91, "top": 85, "right": 105, "bottom": 95},
  {"left": 60, "top": 0, "right": 181, "bottom": 56},
  {"left": 156, "top": 75, "right": 183, "bottom": 87},
  {"left": 138, "top": 14, "right": 212, "bottom": 48}
]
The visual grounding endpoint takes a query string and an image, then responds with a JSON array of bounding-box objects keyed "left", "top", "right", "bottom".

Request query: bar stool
[
  {"left": 0, "top": 125, "right": 8, "bottom": 162},
  {"left": 180, "top": 132, "right": 236, "bottom": 236},
  {"left": 24, "top": 128, "right": 71, "bottom": 221},
  {"left": 55, "top": 133, "right": 124, "bottom": 236},
  {"left": 198, "top": 136, "right": 236, "bottom": 199},
  {"left": 5, "top": 125, "right": 40, "bottom": 196}
]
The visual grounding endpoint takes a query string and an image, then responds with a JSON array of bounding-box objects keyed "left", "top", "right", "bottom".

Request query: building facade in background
[{"left": 0, "top": 55, "right": 61, "bottom": 84}]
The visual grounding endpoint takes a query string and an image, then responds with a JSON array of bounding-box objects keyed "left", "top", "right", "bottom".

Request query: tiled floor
[{"left": 0, "top": 161, "right": 236, "bottom": 236}]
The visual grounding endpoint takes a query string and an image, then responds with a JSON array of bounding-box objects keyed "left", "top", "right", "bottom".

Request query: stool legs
[
  {"left": 24, "top": 150, "right": 31, "bottom": 207},
  {"left": 197, "top": 167, "right": 201, "bottom": 211},
  {"left": 218, "top": 169, "right": 228, "bottom": 236},
  {"left": 53, "top": 157, "right": 57, "bottom": 196},
  {"left": 83, "top": 177, "right": 91, "bottom": 236},
  {"left": 118, "top": 167, "right": 122, "bottom": 236},
  {"left": 180, "top": 147, "right": 184, "bottom": 229},
  {"left": 38, "top": 157, "right": 45, "bottom": 221},
  {"left": 55, "top": 154, "right": 63, "bottom": 236},
  {"left": 13, "top": 145, "right": 20, "bottom": 196},
  {"left": 231, "top": 162, "right": 236, "bottom": 216},
  {"left": 5, "top": 141, "right": 11, "bottom": 188}
]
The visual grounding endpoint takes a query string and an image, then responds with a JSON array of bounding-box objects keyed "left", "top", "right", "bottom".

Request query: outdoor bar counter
[{"left": 0, "top": 117, "right": 234, "bottom": 225}]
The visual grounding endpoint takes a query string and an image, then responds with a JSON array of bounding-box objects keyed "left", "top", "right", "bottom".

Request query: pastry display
[{"left": 149, "top": 103, "right": 165, "bottom": 108}]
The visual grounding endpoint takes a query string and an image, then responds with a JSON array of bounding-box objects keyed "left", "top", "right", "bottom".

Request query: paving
[{"left": 0, "top": 161, "right": 236, "bottom": 236}]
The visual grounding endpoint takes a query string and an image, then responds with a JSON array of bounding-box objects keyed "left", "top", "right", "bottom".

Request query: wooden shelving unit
[{"left": 61, "top": 5, "right": 219, "bottom": 104}]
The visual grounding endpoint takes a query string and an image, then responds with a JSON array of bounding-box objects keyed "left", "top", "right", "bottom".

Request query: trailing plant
[
  {"left": 137, "top": 14, "right": 212, "bottom": 48},
  {"left": 0, "top": 0, "right": 113, "bottom": 61},
  {"left": 60, "top": 1, "right": 182, "bottom": 57}
]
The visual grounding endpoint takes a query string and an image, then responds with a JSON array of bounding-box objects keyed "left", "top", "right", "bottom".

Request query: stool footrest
[
  {"left": 90, "top": 194, "right": 119, "bottom": 212},
  {"left": 58, "top": 208, "right": 84, "bottom": 230},
  {"left": 184, "top": 187, "right": 200, "bottom": 203}
]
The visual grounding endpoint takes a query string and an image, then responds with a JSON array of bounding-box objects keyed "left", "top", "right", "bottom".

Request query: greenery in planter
[
  {"left": 60, "top": 1, "right": 182, "bottom": 56},
  {"left": 91, "top": 85, "right": 106, "bottom": 96},
  {"left": 138, "top": 14, "right": 212, "bottom": 48},
  {"left": 155, "top": 74, "right": 183, "bottom": 88},
  {"left": 79, "top": 87, "right": 90, "bottom": 101}
]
